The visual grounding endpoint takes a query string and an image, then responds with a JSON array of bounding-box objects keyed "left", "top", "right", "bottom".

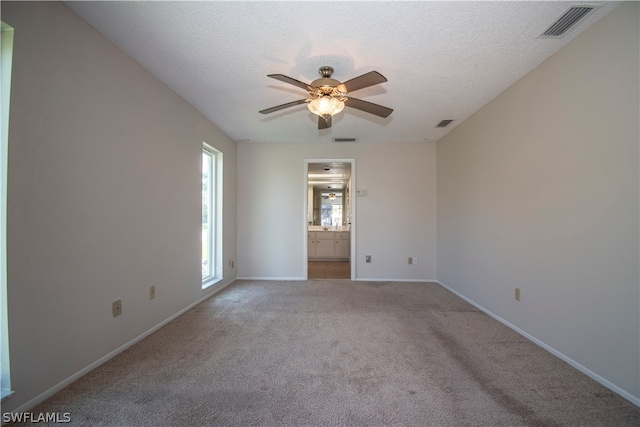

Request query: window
[
  {"left": 1, "top": 21, "right": 14, "bottom": 399},
  {"left": 202, "top": 144, "right": 222, "bottom": 287}
]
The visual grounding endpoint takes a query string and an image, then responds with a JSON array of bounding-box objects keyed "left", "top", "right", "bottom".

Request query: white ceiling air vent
[
  {"left": 539, "top": 5, "right": 597, "bottom": 38},
  {"left": 332, "top": 137, "right": 357, "bottom": 143}
]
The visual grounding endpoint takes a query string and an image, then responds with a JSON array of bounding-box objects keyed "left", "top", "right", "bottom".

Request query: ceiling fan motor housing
[{"left": 311, "top": 66, "right": 347, "bottom": 95}]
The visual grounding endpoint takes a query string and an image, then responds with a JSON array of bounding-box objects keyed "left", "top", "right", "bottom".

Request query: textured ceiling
[{"left": 64, "top": 1, "right": 619, "bottom": 144}]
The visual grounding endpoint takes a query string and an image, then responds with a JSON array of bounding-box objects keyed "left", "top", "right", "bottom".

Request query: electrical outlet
[
  {"left": 366, "top": 255, "right": 372, "bottom": 263},
  {"left": 515, "top": 287, "right": 521, "bottom": 301},
  {"left": 413, "top": 257, "right": 419, "bottom": 265},
  {"left": 112, "top": 299, "right": 122, "bottom": 317},
  {"left": 149, "top": 286, "right": 155, "bottom": 300}
]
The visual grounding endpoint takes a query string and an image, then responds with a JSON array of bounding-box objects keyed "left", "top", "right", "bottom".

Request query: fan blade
[
  {"left": 345, "top": 97, "right": 393, "bottom": 118},
  {"left": 259, "top": 99, "right": 307, "bottom": 115},
  {"left": 267, "top": 74, "right": 312, "bottom": 91},
  {"left": 318, "top": 115, "right": 332, "bottom": 129},
  {"left": 341, "top": 71, "right": 388, "bottom": 93}
]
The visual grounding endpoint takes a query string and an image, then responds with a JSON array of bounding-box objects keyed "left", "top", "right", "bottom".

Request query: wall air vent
[
  {"left": 436, "top": 119, "right": 454, "bottom": 128},
  {"left": 332, "top": 137, "right": 357, "bottom": 143},
  {"left": 539, "top": 5, "right": 596, "bottom": 38}
]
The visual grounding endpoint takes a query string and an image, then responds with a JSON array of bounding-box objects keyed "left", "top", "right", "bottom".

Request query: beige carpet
[{"left": 21, "top": 280, "right": 640, "bottom": 426}]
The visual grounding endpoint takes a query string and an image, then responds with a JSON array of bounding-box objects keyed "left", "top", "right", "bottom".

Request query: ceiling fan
[{"left": 259, "top": 66, "right": 393, "bottom": 129}]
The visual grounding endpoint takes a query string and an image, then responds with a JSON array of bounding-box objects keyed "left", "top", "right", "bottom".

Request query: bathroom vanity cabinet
[{"left": 308, "top": 231, "right": 350, "bottom": 260}]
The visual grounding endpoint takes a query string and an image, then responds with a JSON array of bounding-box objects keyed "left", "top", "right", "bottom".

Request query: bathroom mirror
[{"left": 307, "top": 162, "right": 351, "bottom": 227}]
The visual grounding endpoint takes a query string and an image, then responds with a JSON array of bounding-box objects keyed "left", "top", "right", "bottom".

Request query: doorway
[{"left": 305, "top": 159, "right": 355, "bottom": 280}]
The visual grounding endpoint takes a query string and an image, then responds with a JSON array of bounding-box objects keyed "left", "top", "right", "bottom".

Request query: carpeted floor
[{"left": 21, "top": 280, "right": 640, "bottom": 426}]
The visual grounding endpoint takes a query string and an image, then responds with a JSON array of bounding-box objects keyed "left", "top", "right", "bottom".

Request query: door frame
[{"left": 303, "top": 158, "right": 356, "bottom": 280}]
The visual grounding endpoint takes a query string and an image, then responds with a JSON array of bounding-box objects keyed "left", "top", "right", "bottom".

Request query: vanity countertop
[{"left": 308, "top": 226, "right": 350, "bottom": 232}]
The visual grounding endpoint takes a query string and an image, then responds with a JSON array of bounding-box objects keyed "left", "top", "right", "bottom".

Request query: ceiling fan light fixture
[
  {"left": 307, "top": 95, "right": 345, "bottom": 118},
  {"left": 262, "top": 66, "right": 391, "bottom": 129}
]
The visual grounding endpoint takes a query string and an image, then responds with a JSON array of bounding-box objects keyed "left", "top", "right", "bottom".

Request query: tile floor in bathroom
[{"left": 308, "top": 261, "right": 350, "bottom": 279}]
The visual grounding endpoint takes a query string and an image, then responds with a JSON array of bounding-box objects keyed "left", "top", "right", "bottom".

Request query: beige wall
[
  {"left": 2, "top": 0, "right": 638, "bottom": 414},
  {"left": 437, "top": 2, "right": 639, "bottom": 401},
  {"left": 237, "top": 141, "right": 437, "bottom": 281},
  {"left": 2, "top": 1, "right": 237, "bottom": 412}
]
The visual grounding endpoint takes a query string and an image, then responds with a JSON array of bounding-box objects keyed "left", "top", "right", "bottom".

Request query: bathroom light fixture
[
  {"left": 328, "top": 193, "right": 337, "bottom": 200},
  {"left": 308, "top": 174, "right": 345, "bottom": 179}
]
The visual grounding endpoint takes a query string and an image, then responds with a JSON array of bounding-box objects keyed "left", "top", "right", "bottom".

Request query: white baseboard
[
  {"left": 435, "top": 280, "right": 640, "bottom": 408},
  {"left": 236, "top": 276, "right": 305, "bottom": 281},
  {"left": 10, "top": 278, "right": 237, "bottom": 414},
  {"left": 236, "top": 277, "right": 437, "bottom": 283},
  {"left": 355, "top": 278, "right": 438, "bottom": 283}
]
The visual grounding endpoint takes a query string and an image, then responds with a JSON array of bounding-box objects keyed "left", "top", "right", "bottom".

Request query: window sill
[
  {"left": 1, "top": 388, "right": 14, "bottom": 401},
  {"left": 202, "top": 277, "right": 222, "bottom": 290}
]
